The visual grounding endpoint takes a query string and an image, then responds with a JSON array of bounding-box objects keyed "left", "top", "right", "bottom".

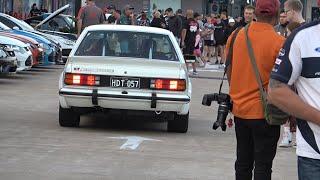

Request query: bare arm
[
  {"left": 181, "top": 29, "right": 187, "bottom": 46},
  {"left": 77, "top": 19, "right": 82, "bottom": 37},
  {"left": 268, "top": 79, "right": 320, "bottom": 126}
]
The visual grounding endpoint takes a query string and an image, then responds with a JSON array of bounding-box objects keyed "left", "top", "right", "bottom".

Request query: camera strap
[{"left": 219, "top": 27, "right": 242, "bottom": 94}]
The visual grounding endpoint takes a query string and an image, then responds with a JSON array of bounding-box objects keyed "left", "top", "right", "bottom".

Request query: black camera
[{"left": 202, "top": 93, "right": 232, "bottom": 131}]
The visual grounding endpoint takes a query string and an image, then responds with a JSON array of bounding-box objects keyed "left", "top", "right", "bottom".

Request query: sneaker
[
  {"left": 215, "top": 60, "right": 219, "bottom": 64},
  {"left": 192, "top": 71, "right": 198, "bottom": 75}
]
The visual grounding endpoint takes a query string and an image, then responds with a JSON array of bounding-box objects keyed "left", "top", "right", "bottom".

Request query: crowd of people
[
  {"left": 77, "top": 0, "right": 257, "bottom": 75},
  {"left": 77, "top": 0, "right": 320, "bottom": 179}
]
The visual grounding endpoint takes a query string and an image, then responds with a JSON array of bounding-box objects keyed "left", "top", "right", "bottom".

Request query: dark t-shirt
[
  {"left": 214, "top": 21, "right": 225, "bottom": 44},
  {"left": 77, "top": 5, "right": 105, "bottom": 30},
  {"left": 150, "top": 18, "right": 165, "bottom": 28},
  {"left": 183, "top": 18, "right": 199, "bottom": 54}
]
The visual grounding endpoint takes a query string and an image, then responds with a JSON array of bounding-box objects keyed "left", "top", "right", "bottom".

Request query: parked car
[
  {"left": 58, "top": 25, "right": 192, "bottom": 133},
  {"left": 0, "top": 31, "right": 44, "bottom": 66},
  {"left": 0, "top": 44, "right": 17, "bottom": 73},
  {"left": 0, "top": 35, "right": 33, "bottom": 71},
  {"left": 25, "top": 13, "right": 77, "bottom": 36},
  {"left": 0, "top": 10, "right": 74, "bottom": 63},
  {"left": 0, "top": 21, "right": 57, "bottom": 65}
]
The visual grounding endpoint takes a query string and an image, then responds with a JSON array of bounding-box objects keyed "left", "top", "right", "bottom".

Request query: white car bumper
[{"left": 59, "top": 87, "right": 190, "bottom": 115}]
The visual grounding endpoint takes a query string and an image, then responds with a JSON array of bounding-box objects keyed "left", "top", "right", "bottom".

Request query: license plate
[{"left": 110, "top": 77, "right": 140, "bottom": 89}]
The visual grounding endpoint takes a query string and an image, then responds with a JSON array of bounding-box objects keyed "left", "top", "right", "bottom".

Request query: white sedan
[
  {"left": 59, "top": 25, "right": 192, "bottom": 133},
  {"left": 0, "top": 36, "right": 33, "bottom": 71}
]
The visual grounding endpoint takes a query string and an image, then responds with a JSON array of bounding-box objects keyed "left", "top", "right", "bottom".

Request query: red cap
[{"left": 255, "top": 0, "right": 280, "bottom": 17}]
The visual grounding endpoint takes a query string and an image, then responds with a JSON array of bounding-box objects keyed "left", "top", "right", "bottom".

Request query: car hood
[
  {"left": 35, "top": 4, "right": 70, "bottom": 29},
  {"left": 0, "top": 35, "right": 28, "bottom": 47}
]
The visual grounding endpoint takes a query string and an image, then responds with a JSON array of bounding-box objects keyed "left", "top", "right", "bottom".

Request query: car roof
[{"left": 84, "top": 25, "right": 173, "bottom": 35}]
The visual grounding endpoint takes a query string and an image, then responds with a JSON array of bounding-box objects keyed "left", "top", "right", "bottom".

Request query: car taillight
[
  {"left": 64, "top": 73, "right": 100, "bottom": 86},
  {"left": 150, "top": 79, "right": 186, "bottom": 91}
]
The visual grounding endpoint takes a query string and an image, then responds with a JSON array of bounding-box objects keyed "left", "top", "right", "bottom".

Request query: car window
[
  {"left": 0, "top": 16, "right": 20, "bottom": 29},
  {"left": 75, "top": 31, "right": 179, "bottom": 61}
]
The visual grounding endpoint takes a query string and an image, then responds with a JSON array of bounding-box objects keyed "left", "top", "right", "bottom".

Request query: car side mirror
[{"left": 12, "top": 26, "right": 19, "bottom": 30}]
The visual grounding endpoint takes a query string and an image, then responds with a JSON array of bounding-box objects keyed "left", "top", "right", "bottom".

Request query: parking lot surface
[{"left": 0, "top": 66, "right": 297, "bottom": 180}]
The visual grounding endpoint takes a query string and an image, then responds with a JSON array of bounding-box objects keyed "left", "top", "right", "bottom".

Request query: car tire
[
  {"left": 59, "top": 106, "right": 80, "bottom": 127},
  {"left": 167, "top": 112, "right": 189, "bottom": 133}
]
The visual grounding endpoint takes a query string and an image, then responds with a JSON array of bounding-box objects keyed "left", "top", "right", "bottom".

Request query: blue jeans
[{"left": 298, "top": 156, "right": 320, "bottom": 180}]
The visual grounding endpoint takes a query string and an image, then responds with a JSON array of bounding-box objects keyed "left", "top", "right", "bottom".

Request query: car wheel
[
  {"left": 59, "top": 105, "right": 80, "bottom": 127},
  {"left": 167, "top": 112, "right": 189, "bottom": 133}
]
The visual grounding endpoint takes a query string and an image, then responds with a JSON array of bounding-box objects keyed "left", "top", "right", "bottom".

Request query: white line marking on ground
[{"left": 109, "top": 136, "right": 162, "bottom": 150}]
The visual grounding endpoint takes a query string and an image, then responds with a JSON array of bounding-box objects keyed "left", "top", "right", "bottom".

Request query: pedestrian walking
[
  {"left": 181, "top": 9, "right": 199, "bottom": 75},
  {"left": 166, "top": 8, "right": 183, "bottom": 42},
  {"left": 213, "top": 15, "right": 226, "bottom": 64},
  {"left": 225, "top": 0, "right": 284, "bottom": 179},
  {"left": 202, "top": 15, "right": 215, "bottom": 65},
  {"left": 77, "top": 0, "right": 105, "bottom": 37},
  {"left": 269, "top": 13, "right": 320, "bottom": 180}
]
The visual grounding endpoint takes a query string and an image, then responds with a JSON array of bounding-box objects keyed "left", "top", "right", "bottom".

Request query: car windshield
[
  {"left": 17, "top": 20, "right": 35, "bottom": 31},
  {"left": 75, "top": 31, "right": 179, "bottom": 61},
  {"left": 0, "top": 22, "right": 11, "bottom": 30}
]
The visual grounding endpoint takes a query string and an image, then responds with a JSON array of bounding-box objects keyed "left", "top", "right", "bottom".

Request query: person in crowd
[
  {"left": 194, "top": 33, "right": 205, "bottom": 67},
  {"left": 202, "top": 15, "right": 215, "bottom": 65},
  {"left": 105, "top": 5, "right": 116, "bottom": 23},
  {"left": 120, "top": 4, "right": 135, "bottom": 25},
  {"left": 225, "top": 18, "right": 236, "bottom": 41},
  {"left": 108, "top": 10, "right": 121, "bottom": 24},
  {"left": 176, "top": 9, "right": 187, "bottom": 42},
  {"left": 225, "top": 0, "right": 284, "bottom": 179},
  {"left": 194, "top": 12, "right": 204, "bottom": 30},
  {"left": 77, "top": 0, "right": 105, "bottom": 37},
  {"left": 40, "top": 5, "right": 48, "bottom": 14},
  {"left": 274, "top": 9, "right": 289, "bottom": 37},
  {"left": 234, "top": 5, "right": 255, "bottom": 28},
  {"left": 269, "top": 3, "right": 320, "bottom": 180},
  {"left": 137, "top": 11, "right": 150, "bottom": 26},
  {"left": 29, "top": 3, "right": 41, "bottom": 17},
  {"left": 213, "top": 15, "right": 225, "bottom": 64},
  {"left": 277, "top": 21, "right": 302, "bottom": 148},
  {"left": 221, "top": 11, "right": 229, "bottom": 28},
  {"left": 150, "top": 10, "right": 166, "bottom": 29},
  {"left": 284, "top": 0, "right": 305, "bottom": 24},
  {"left": 166, "top": 8, "right": 182, "bottom": 42},
  {"left": 181, "top": 9, "right": 199, "bottom": 75},
  {"left": 276, "top": 0, "right": 306, "bottom": 147}
]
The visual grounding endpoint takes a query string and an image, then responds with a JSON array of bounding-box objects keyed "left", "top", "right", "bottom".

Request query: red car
[{"left": 0, "top": 32, "right": 44, "bottom": 66}]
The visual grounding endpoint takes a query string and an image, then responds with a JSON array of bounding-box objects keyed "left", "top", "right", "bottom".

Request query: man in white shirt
[{"left": 269, "top": 18, "right": 320, "bottom": 180}]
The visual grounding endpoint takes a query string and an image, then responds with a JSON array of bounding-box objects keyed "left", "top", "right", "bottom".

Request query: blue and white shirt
[{"left": 271, "top": 20, "right": 320, "bottom": 160}]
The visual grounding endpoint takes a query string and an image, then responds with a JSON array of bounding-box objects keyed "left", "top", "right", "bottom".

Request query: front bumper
[{"left": 59, "top": 87, "right": 190, "bottom": 115}]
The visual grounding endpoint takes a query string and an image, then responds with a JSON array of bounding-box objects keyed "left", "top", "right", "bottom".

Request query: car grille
[
  {"left": 62, "top": 49, "right": 72, "bottom": 57},
  {"left": 25, "top": 56, "right": 32, "bottom": 66}
]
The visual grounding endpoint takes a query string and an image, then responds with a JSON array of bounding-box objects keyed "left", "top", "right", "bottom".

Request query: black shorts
[
  {"left": 183, "top": 45, "right": 195, "bottom": 55},
  {"left": 204, "top": 40, "right": 215, "bottom": 47}
]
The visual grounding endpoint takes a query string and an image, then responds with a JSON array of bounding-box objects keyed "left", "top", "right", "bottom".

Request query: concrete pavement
[{"left": 0, "top": 66, "right": 297, "bottom": 180}]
